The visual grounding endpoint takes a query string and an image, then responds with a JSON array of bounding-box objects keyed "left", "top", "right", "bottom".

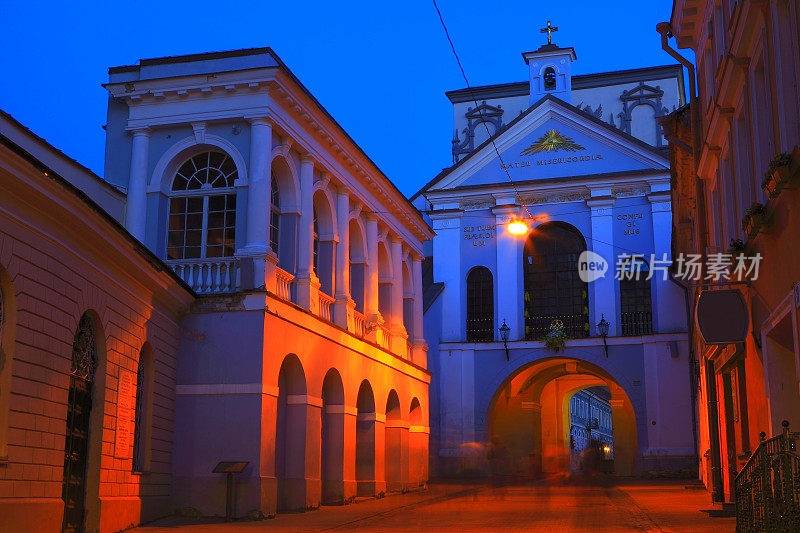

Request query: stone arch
[
  {"left": 313, "top": 188, "right": 337, "bottom": 296},
  {"left": 349, "top": 217, "right": 367, "bottom": 313},
  {"left": 384, "top": 390, "right": 405, "bottom": 492},
  {"left": 276, "top": 354, "right": 308, "bottom": 511},
  {"left": 484, "top": 356, "right": 640, "bottom": 477},
  {"left": 408, "top": 398, "right": 427, "bottom": 487},
  {"left": 149, "top": 135, "right": 247, "bottom": 193},
  {"left": 0, "top": 266, "right": 17, "bottom": 460},
  {"left": 321, "top": 368, "right": 345, "bottom": 504},
  {"left": 355, "top": 380, "right": 376, "bottom": 496},
  {"left": 271, "top": 155, "right": 301, "bottom": 274}
]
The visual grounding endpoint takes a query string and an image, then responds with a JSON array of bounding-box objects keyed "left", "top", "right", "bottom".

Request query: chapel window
[
  {"left": 132, "top": 350, "right": 148, "bottom": 472},
  {"left": 544, "top": 67, "right": 557, "bottom": 91},
  {"left": 167, "top": 151, "right": 237, "bottom": 260},
  {"left": 270, "top": 174, "right": 281, "bottom": 254},
  {"left": 619, "top": 256, "right": 653, "bottom": 336},
  {"left": 313, "top": 208, "right": 319, "bottom": 276},
  {"left": 466, "top": 266, "right": 494, "bottom": 342},
  {"left": 523, "top": 222, "right": 589, "bottom": 339}
]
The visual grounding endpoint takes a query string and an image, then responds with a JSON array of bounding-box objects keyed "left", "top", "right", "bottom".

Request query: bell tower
[{"left": 523, "top": 21, "right": 576, "bottom": 105}]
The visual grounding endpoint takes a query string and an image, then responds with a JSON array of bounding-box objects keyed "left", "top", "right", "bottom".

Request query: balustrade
[
  {"left": 275, "top": 267, "right": 294, "bottom": 301},
  {"left": 318, "top": 291, "right": 334, "bottom": 322},
  {"left": 168, "top": 258, "right": 238, "bottom": 294}
]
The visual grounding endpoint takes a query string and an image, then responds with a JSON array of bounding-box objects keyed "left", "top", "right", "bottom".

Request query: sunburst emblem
[{"left": 520, "top": 129, "right": 585, "bottom": 155}]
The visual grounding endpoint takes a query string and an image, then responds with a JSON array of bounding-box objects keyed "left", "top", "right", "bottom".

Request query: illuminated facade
[
  {"left": 664, "top": 0, "right": 800, "bottom": 504},
  {"left": 414, "top": 38, "right": 694, "bottom": 478},
  {"left": 0, "top": 48, "right": 432, "bottom": 532}
]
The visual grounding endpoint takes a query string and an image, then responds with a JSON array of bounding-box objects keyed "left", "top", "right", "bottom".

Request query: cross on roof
[{"left": 540, "top": 20, "right": 558, "bottom": 45}]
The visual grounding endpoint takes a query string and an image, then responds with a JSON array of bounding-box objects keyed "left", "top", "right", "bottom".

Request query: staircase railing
[{"left": 735, "top": 420, "right": 800, "bottom": 532}]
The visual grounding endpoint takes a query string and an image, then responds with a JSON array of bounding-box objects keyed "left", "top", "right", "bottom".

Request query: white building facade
[{"left": 414, "top": 41, "right": 695, "bottom": 477}]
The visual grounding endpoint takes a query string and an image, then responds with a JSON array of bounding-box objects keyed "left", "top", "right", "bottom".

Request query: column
[
  {"left": 237, "top": 117, "right": 276, "bottom": 290},
  {"left": 333, "top": 188, "right": 354, "bottom": 328},
  {"left": 431, "top": 213, "right": 462, "bottom": 342},
  {"left": 304, "top": 396, "right": 322, "bottom": 509},
  {"left": 649, "top": 191, "right": 681, "bottom": 332},
  {"left": 364, "top": 216, "right": 382, "bottom": 341},
  {"left": 295, "top": 155, "right": 318, "bottom": 310},
  {"left": 259, "top": 388, "right": 278, "bottom": 517},
  {"left": 411, "top": 255, "right": 427, "bottom": 366},
  {"left": 588, "top": 195, "right": 618, "bottom": 336},
  {"left": 125, "top": 128, "right": 150, "bottom": 241},
  {"left": 494, "top": 206, "right": 523, "bottom": 340},
  {"left": 390, "top": 237, "right": 408, "bottom": 355}
]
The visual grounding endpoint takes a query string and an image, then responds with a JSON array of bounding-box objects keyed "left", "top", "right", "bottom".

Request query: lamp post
[
  {"left": 499, "top": 319, "right": 510, "bottom": 360},
  {"left": 597, "top": 315, "right": 610, "bottom": 357}
]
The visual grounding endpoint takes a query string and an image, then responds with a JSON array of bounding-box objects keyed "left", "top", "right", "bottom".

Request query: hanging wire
[{"left": 431, "top": 0, "right": 532, "bottom": 220}]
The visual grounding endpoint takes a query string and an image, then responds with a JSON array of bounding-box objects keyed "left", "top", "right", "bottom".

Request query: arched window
[
  {"left": 524, "top": 223, "right": 589, "bottom": 339},
  {"left": 270, "top": 174, "right": 281, "bottom": 254},
  {"left": 313, "top": 208, "right": 319, "bottom": 276},
  {"left": 167, "top": 151, "right": 237, "bottom": 260},
  {"left": 132, "top": 345, "right": 152, "bottom": 473},
  {"left": 544, "top": 67, "right": 557, "bottom": 91},
  {"left": 466, "top": 266, "right": 494, "bottom": 342},
  {"left": 619, "top": 256, "right": 653, "bottom": 336}
]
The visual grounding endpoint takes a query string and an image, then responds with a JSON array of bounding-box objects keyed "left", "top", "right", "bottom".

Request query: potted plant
[
  {"left": 761, "top": 152, "right": 793, "bottom": 199},
  {"left": 542, "top": 319, "right": 568, "bottom": 353},
  {"left": 742, "top": 202, "right": 766, "bottom": 240},
  {"left": 727, "top": 238, "right": 745, "bottom": 255}
]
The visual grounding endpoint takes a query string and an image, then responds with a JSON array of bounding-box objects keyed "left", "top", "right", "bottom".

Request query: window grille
[
  {"left": 466, "top": 266, "right": 494, "bottom": 342},
  {"left": 619, "top": 256, "right": 653, "bottom": 336},
  {"left": 70, "top": 314, "right": 97, "bottom": 382},
  {"left": 524, "top": 223, "right": 589, "bottom": 339}
]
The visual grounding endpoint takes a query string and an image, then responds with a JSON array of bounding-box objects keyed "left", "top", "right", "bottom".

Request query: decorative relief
[
  {"left": 650, "top": 201, "right": 672, "bottom": 212},
  {"left": 431, "top": 217, "right": 460, "bottom": 230},
  {"left": 459, "top": 199, "right": 495, "bottom": 210},
  {"left": 612, "top": 186, "right": 650, "bottom": 198},
  {"left": 452, "top": 101, "right": 504, "bottom": 163},
  {"left": 520, "top": 191, "right": 589, "bottom": 205},
  {"left": 617, "top": 82, "right": 670, "bottom": 147}
]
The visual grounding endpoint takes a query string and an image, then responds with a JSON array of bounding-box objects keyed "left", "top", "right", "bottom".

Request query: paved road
[{"left": 135, "top": 479, "right": 735, "bottom": 532}]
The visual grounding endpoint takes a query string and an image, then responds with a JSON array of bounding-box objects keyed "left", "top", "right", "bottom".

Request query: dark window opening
[
  {"left": 466, "top": 266, "right": 494, "bottom": 342},
  {"left": 544, "top": 67, "right": 557, "bottom": 91},
  {"left": 619, "top": 257, "right": 653, "bottom": 336}
]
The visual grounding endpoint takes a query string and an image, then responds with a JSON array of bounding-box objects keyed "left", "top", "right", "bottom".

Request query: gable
[{"left": 427, "top": 96, "right": 669, "bottom": 192}]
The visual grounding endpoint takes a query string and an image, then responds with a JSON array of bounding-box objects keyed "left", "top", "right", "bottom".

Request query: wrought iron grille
[
  {"left": 523, "top": 223, "right": 589, "bottom": 340},
  {"left": 466, "top": 266, "right": 494, "bottom": 342},
  {"left": 620, "top": 311, "right": 653, "bottom": 336},
  {"left": 735, "top": 421, "right": 800, "bottom": 532}
]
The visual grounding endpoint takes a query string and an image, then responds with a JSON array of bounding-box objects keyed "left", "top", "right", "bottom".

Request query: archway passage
[
  {"left": 355, "top": 381, "right": 376, "bottom": 497},
  {"left": 567, "top": 386, "right": 614, "bottom": 474},
  {"left": 487, "top": 357, "right": 637, "bottom": 478}
]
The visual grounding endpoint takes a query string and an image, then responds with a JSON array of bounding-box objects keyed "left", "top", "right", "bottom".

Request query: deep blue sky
[{"left": 1, "top": 0, "right": 687, "bottom": 196}]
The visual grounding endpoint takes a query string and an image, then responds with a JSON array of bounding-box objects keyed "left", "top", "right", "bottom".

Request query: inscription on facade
[
  {"left": 463, "top": 225, "right": 496, "bottom": 247},
  {"left": 114, "top": 370, "right": 135, "bottom": 458},
  {"left": 618, "top": 212, "right": 643, "bottom": 236}
]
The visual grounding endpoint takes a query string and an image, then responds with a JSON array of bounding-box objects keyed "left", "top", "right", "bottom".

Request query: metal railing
[
  {"left": 318, "top": 291, "right": 334, "bottom": 322},
  {"left": 525, "top": 313, "right": 589, "bottom": 340},
  {"left": 735, "top": 421, "right": 800, "bottom": 532},
  {"left": 620, "top": 311, "right": 653, "bottom": 336},
  {"left": 168, "top": 258, "right": 238, "bottom": 294},
  {"left": 275, "top": 267, "right": 294, "bottom": 301}
]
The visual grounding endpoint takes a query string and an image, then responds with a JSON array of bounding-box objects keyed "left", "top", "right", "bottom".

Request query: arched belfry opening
[
  {"left": 543, "top": 67, "right": 557, "bottom": 91},
  {"left": 486, "top": 358, "right": 637, "bottom": 478},
  {"left": 523, "top": 222, "right": 589, "bottom": 340}
]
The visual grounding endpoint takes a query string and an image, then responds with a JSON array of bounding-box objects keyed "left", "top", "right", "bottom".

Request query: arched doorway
[
  {"left": 408, "top": 398, "right": 427, "bottom": 488},
  {"left": 486, "top": 357, "right": 638, "bottom": 477},
  {"left": 321, "top": 369, "right": 345, "bottom": 504},
  {"left": 523, "top": 222, "right": 589, "bottom": 339},
  {"left": 276, "top": 354, "right": 307, "bottom": 511},
  {"left": 355, "top": 380, "right": 376, "bottom": 496}
]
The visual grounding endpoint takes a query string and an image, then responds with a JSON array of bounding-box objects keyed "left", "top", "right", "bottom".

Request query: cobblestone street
[{"left": 133, "top": 479, "right": 734, "bottom": 532}]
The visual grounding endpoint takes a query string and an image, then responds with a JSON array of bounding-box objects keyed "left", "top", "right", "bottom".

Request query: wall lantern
[
  {"left": 507, "top": 219, "right": 529, "bottom": 235},
  {"left": 596, "top": 314, "right": 610, "bottom": 357},
  {"left": 499, "top": 319, "right": 511, "bottom": 360}
]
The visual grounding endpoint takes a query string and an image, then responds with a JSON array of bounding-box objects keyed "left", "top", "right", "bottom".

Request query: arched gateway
[{"left": 485, "top": 357, "right": 639, "bottom": 476}]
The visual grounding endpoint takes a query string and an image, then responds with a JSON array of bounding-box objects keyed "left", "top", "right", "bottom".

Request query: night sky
[{"left": 0, "top": 0, "right": 691, "bottom": 196}]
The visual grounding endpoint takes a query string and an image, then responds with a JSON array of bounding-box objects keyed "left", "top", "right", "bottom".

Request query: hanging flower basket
[
  {"left": 742, "top": 202, "right": 766, "bottom": 240},
  {"left": 761, "top": 152, "right": 793, "bottom": 199},
  {"left": 727, "top": 238, "right": 745, "bottom": 255}
]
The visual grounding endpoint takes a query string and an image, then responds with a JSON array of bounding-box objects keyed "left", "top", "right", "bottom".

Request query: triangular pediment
[
  {"left": 620, "top": 82, "right": 665, "bottom": 101},
  {"left": 425, "top": 95, "right": 668, "bottom": 192}
]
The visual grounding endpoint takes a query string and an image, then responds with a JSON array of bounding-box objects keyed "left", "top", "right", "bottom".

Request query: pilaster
[
  {"left": 494, "top": 205, "right": 523, "bottom": 341},
  {"left": 587, "top": 193, "right": 618, "bottom": 336}
]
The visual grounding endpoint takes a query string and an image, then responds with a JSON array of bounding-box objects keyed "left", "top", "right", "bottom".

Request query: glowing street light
[{"left": 507, "top": 219, "right": 529, "bottom": 235}]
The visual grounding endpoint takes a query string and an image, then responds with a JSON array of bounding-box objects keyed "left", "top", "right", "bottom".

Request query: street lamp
[
  {"left": 507, "top": 218, "right": 529, "bottom": 235},
  {"left": 499, "top": 319, "right": 511, "bottom": 360},
  {"left": 597, "top": 314, "right": 610, "bottom": 357}
]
